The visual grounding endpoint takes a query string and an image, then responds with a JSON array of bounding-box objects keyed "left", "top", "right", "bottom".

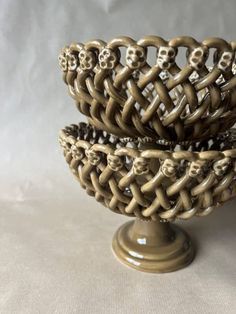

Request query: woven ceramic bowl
[
  {"left": 59, "top": 36, "right": 236, "bottom": 142},
  {"left": 59, "top": 123, "right": 236, "bottom": 272},
  {"left": 59, "top": 123, "right": 236, "bottom": 222}
]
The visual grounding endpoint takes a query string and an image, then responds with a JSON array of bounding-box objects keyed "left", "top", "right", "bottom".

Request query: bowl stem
[{"left": 112, "top": 218, "right": 195, "bottom": 273}]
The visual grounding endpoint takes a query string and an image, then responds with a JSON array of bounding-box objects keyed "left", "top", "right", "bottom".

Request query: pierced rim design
[
  {"left": 59, "top": 123, "right": 236, "bottom": 221},
  {"left": 59, "top": 36, "right": 236, "bottom": 141}
]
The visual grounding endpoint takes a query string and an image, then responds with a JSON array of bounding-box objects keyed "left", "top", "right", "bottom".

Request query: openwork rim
[
  {"left": 60, "top": 122, "right": 236, "bottom": 155},
  {"left": 59, "top": 123, "right": 236, "bottom": 221},
  {"left": 59, "top": 36, "right": 236, "bottom": 141}
]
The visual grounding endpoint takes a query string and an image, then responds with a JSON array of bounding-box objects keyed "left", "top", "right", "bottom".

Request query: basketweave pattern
[
  {"left": 59, "top": 36, "right": 236, "bottom": 141},
  {"left": 59, "top": 123, "right": 236, "bottom": 221}
]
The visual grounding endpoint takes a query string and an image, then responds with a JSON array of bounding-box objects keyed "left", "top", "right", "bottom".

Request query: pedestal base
[{"left": 112, "top": 219, "right": 194, "bottom": 273}]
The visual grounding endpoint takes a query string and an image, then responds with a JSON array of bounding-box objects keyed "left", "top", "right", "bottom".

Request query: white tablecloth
[{"left": 1, "top": 195, "right": 236, "bottom": 314}]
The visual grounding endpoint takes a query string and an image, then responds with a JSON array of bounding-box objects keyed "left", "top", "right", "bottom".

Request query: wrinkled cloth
[{"left": 0, "top": 0, "right": 236, "bottom": 313}]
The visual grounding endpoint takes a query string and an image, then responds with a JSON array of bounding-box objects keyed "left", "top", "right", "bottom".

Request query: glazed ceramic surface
[
  {"left": 59, "top": 123, "right": 236, "bottom": 222},
  {"left": 59, "top": 36, "right": 236, "bottom": 141},
  {"left": 59, "top": 36, "right": 236, "bottom": 273}
]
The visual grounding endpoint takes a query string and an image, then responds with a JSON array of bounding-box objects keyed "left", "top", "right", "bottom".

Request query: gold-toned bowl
[
  {"left": 59, "top": 123, "right": 236, "bottom": 273},
  {"left": 59, "top": 36, "right": 236, "bottom": 142}
]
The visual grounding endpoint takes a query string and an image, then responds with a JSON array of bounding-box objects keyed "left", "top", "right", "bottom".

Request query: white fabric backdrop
[{"left": 1, "top": 0, "right": 236, "bottom": 313}]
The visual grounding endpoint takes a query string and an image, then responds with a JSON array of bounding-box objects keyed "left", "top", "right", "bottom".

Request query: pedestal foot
[{"left": 112, "top": 218, "right": 194, "bottom": 273}]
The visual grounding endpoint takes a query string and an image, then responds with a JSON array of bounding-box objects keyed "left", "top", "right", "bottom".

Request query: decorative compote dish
[
  {"left": 59, "top": 36, "right": 236, "bottom": 142},
  {"left": 59, "top": 123, "right": 236, "bottom": 272}
]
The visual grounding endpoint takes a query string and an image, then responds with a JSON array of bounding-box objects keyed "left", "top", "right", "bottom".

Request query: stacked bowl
[{"left": 59, "top": 36, "right": 236, "bottom": 272}]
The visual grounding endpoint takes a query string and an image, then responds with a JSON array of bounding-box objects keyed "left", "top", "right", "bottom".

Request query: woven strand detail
[
  {"left": 59, "top": 123, "right": 236, "bottom": 221},
  {"left": 59, "top": 36, "right": 236, "bottom": 141}
]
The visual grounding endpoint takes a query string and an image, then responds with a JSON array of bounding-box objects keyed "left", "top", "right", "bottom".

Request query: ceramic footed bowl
[
  {"left": 59, "top": 123, "right": 236, "bottom": 273},
  {"left": 59, "top": 36, "right": 236, "bottom": 142}
]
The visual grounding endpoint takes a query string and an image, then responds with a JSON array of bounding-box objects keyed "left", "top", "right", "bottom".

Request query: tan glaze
[
  {"left": 59, "top": 36, "right": 236, "bottom": 141},
  {"left": 58, "top": 36, "right": 236, "bottom": 272},
  {"left": 59, "top": 123, "right": 236, "bottom": 273},
  {"left": 112, "top": 218, "right": 194, "bottom": 273},
  {"left": 59, "top": 123, "right": 236, "bottom": 222}
]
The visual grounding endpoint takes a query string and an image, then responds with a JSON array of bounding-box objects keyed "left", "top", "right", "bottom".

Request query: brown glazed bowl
[
  {"left": 59, "top": 36, "right": 236, "bottom": 142},
  {"left": 59, "top": 123, "right": 236, "bottom": 273}
]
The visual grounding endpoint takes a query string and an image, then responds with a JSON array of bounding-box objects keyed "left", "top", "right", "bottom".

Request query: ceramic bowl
[
  {"left": 59, "top": 36, "right": 236, "bottom": 142},
  {"left": 59, "top": 123, "right": 236, "bottom": 222}
]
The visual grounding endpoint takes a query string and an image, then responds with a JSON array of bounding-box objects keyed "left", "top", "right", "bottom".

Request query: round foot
[{"left": 112, "top": 219, "right": 194, "bottom": 273}]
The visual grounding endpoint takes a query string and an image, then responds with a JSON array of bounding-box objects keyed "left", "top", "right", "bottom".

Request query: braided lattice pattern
[
  {"left": 59, "top": 36, "right": 236, "bottom": 141},
  {"left": 59, "top": 123, "right": 236, "bottom": 221}
]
